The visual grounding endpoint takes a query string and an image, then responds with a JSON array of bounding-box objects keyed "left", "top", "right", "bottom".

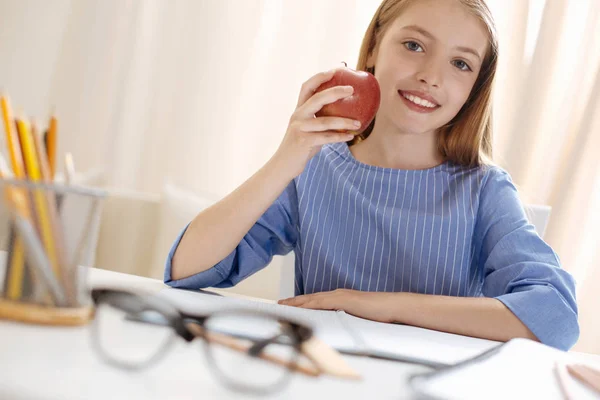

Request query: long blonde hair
[{"left": 353, "top": 0, "right": 498, "bottom": 168}]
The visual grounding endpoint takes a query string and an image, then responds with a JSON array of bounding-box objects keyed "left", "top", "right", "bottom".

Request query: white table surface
[{"left": 0, "top": 267, "right": 598, "bottom": 400}]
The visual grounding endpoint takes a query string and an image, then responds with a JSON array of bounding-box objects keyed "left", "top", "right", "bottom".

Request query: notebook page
[
  {"left": 156, "top": 288, "right": 360, "bottom": 352},
  {"left": 341, "top": 312, "right": 501, "bottom": 366}
]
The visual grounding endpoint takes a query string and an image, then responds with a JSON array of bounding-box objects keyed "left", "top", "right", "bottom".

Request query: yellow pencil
[
  {"left": 46, "top": 115, "right": 57, "bottom": 180},
  {"left": 32, "top": 121, "right": 72, "bottom": 304},
  {"left": 1, "top": 95, "right": 28, "bottom": 300},
  {"left": 16, "top": 118, "right": 62, "bottom": 284},
  {"left": 0, "top": 184, "right": 28, "bottom": 300},
  {"left": 0, "top": 96, "right": 26, "bottom": 178}
]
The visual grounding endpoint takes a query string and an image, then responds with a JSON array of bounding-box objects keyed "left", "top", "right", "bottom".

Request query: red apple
[{"left": 314, "top": 65, "right": 381, "bottom": 135}]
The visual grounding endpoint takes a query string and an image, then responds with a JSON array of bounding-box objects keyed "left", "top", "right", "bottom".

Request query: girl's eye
[
  {"left": 452, "top": 59, "right": 472, "bottom": 72},
  {"left": 403, "top": 41, "right": 423, "bottom": 52}
]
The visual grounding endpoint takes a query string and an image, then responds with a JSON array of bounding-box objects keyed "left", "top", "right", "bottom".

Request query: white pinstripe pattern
[
  {"left": 344, "top": 166, "right": 367, "bottom": 289},
  {"left": 457, "top": 174, "right": 468, "bottom": 296},
  {"left": 366, "top": 168, "right": 385, "bottom": 291},
  {"left": 375, "top": 170, "right": 394, "bottom": 292},
  {"left": 468, "top": 168, "right": 484, "bottom": 295},
  {"left": 297, "top": 150, "right": 327, "bottom": 257},
  {"left": 467, "top": 176, "right": 476, "bottom": 295},
  {"left": 294, "top": 248, "right": 302, "bottom": 294},
  {"left": 305, "top": 152, "right": 344, "bottom": 292},
  {"left": 330, "top": 162, "right": 357, "bottom": 290},
  {"left": 449, "top": 175, "right": 461, "bottom": 296},
  {"left": 424, "top": 170, "right": 436, "bottom": 295},
  {"left": 416, "top": 169, "right": 429, "bottom": 293},
  {"left": 358, "top": 168, "right": 379, "bottom": 290},
  {"left": 432, "top": 171, "right": 445, "bottom": 295},
  {"left": 384, "top": 171, "right": 401, "bottom": 292},
  {"left": 289, "top": 144, "right": 489, "bottom": 297},
  {"left": 393, "top": 173, "right": 409, "bottom": 292},
  {"left": 408, "top": 171, "right": 424, "bottom": 292},
  {"left": 400, "top": 175, "right": 416, "bottom": 292},
  {"left": 336, "top": 163, "right": 360, "bottom": 288},
  {"left": 318, "top": 159, "right": 353, "bottom": 292},
  {"left": 352, "top": 168, "right": 372, "bottom": 289},
  {"left": 441, "top": 172, "right": 453, "bottom": 295}
]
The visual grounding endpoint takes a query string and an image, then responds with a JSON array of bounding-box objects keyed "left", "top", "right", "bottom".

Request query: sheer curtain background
[{"left": 0, "top": 0, "right": 598, "bottom": 354}]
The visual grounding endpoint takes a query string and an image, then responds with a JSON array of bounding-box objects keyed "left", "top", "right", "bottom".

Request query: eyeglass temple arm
[
  {"left": 181, "top": 314, "right": 307, "bottom": 357},
  {"left": 248, "top": 333, "right": 290, "bottom": 357},
  {"left": 183, "top": 321, "right": 320, "bottom": 377}
]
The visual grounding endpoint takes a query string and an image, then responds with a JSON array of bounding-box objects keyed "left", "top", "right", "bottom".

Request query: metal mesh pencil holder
[{"left": 0, "top": 178, "right": 106, "bottom": 325}]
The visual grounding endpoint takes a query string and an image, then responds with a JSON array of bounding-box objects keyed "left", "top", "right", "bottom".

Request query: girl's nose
[{"left": 416, "top": 63, "right": 442, "bottom": 88}]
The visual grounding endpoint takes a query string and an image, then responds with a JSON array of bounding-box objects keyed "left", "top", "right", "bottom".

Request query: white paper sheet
[
  {"left": 343, "top": 313, "right": 500, "bottom": 365},
  {"left": 156, "top": 287, "right": 501, "bottom": 366}
]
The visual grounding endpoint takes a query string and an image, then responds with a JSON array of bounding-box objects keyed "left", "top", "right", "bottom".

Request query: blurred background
[{"left": 0, "top": 0, "right": 598, "bottom": 354}]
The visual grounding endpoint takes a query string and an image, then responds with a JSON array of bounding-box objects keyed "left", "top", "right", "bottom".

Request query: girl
[{"left": 166, "top": 0, "right": 579, "bottom": 351}]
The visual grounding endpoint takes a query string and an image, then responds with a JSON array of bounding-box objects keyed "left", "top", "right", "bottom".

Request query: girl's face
[{"left": 368, "top": 0, "right": 489, "bottom": 135}]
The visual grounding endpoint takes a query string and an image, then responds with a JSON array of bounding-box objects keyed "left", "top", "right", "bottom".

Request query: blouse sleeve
[
  {"left": 164, "top": 180, "right": 299, "bottom": 290},
  {"left": 473, "top": 166, "right": 579, "bottom": 350}
]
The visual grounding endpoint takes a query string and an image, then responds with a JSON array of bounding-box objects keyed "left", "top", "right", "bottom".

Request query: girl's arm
[
  {"left": 387, "top": 292, "right": 538, "bottom": 342},
  {"left": 280, "top": 290, "right": 538, "bottom": 343},
  {"left": 170, "top": 69, "right": 359, "bottom": 281},
  {"left": 170, "top": 154, "right": 296, "bottom": 280}
]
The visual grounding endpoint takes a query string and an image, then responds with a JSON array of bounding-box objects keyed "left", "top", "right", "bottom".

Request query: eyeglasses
[{"left": 89, "top": 288, "right": 315, "bottom": 394}]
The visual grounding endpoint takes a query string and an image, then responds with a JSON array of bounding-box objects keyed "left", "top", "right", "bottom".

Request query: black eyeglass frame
[{"left": 89, "top": 288, "right": 314, "bottom": 394}]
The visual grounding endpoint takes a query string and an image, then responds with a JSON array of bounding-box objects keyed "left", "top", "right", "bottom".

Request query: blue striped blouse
[{"left": 164, "top": 142, "right": 579, "bottom": 350}]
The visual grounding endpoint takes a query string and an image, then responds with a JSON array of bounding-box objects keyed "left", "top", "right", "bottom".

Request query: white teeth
[{"left": 402, "top": 92, "right": 437, "bottom": 108}]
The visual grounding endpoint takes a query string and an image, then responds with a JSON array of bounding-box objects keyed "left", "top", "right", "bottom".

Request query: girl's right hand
[{"left": 274, "top": 69, "right": 362, "bottom": 179}]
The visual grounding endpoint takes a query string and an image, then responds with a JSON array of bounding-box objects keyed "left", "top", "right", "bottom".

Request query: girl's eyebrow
[{"left": 400, "top": 24, "right": 482, "bottom": 62}]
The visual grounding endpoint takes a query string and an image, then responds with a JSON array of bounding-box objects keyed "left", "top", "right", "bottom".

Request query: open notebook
[
  {"left": 156, "top": 287, "right": 500, "bottom": 368},
  {"left": 409, "top": 338, "right": 600, "bottom": 400}
]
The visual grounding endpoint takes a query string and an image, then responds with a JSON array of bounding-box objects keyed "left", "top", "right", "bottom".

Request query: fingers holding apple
[
  {"left": 291, "top": 83, "right": 360, "bottom": 139},
  {"left": 298, "top": 84, "right": 355, "bottom": 118},
  {"left": 296, "top": 69, "right": 338, "bottom": 108},
  {"left": 274, "top": 66, "right": 380, "bottom": 179},
  {"left": 314, "top": 64, "right": 381, "bottom": 136},
  {"left": 298, "top": 116, "right": 362, "bottom": 133}
]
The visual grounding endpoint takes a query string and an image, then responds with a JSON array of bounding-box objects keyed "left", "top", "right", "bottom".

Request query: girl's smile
[{"left": 398, "top": 89, "right": 441, "bottom": 113}]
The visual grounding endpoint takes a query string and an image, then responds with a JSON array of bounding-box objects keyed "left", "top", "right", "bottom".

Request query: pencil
[
  {"left": 46, "top": 114, "right": 57, "bottom": 180},
  {"left": 11, "top": 213, "right": 66, "bottom": 305},
  {"left": 566, "top": 363, "right": 600, "bottom": 395},
  {"left": 554, "top": 362, "right": 573, "bottom": 400},
  {"left": 0, "top": 157, "right": 66, "bottom": 305},
  {"left": 0, "top": 95, "right": 25, "bottom": 177},
  {"left": 16, "top": 118, "right": 62, "bottom": 285},
  {"left": 0, "top": 155, "right": 30, "bottom": 301},
  {"left": 32, "top": 121, "right": 73, "bottom": 304},
  {"left": 1, "top": 95, "right": 28, "bottom": 300},
  {"left": 64, "top": 152, "right": 75, "bottom": 185}
]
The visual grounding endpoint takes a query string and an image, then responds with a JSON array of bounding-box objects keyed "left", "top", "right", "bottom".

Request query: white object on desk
[
  {"left": 157, "top": 287, "right": 501, "bottom": 367},
  {"left": 410, "top": 338, "right": 600, "bottom": 400}
]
